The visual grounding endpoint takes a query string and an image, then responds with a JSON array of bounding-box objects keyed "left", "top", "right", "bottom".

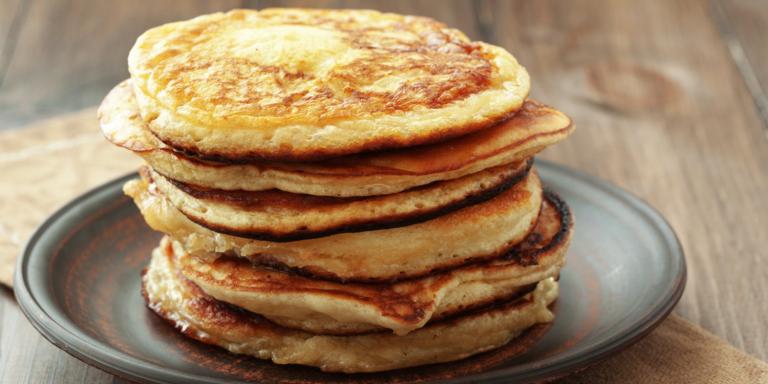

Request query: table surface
[{"left": 1, "top": 0, "right": 767, "bottom": 383}]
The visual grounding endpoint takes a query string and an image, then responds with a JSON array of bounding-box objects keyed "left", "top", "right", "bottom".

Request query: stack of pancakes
[{"left": 98, "top": 9, "right": 574, "bottom": 373}]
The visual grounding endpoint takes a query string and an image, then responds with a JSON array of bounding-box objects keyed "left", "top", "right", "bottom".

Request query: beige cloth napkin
[{"left": 0, "top": 111, "right": 766, "bottom": 383}]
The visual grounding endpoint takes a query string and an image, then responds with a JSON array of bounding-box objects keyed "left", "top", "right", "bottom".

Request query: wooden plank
[
  {"left": 255, "top": 0, "right": 482, "bottom": 39},
  {"left": 476, "top": 0, "right": 768, "bottom": 359},
  {"left": 0, "top": 0, "right": 242, "bottom": 130},
  {"left": 714, "top": 0, "right": 768, "bottom": 131},
  {"left": 0, "top": 0, "right": 25, "bottom": 86},
  {"left": 0, "top": 288, "right": 113, "bottom": 383}
]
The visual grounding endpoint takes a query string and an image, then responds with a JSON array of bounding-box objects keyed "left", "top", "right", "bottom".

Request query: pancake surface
[
  {"left": 147, "top": 160, "right": 531, "bottom": 241},
  {"left": 100, "top": 80, "right": 571, "bottom": 196},
  {"left": 125, "top": 167, "right": 543, "bottom": 281},
  {"left": 143, "top": 244, "right": 559, "bottom": 373},
  {"left": 127, "top": 8, "right": 531, "bottom": 161},
  {"left": 177, "top": 192, "right": 571, "bottom": 335}
]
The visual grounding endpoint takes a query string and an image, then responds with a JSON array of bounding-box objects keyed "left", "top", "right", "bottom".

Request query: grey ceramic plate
[{"left": 15, "top": 160, "right": 686, "bottom": 383}]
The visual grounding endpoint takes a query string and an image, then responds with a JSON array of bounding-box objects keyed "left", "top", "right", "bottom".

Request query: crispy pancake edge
[
  {"left": 148, "top": 160, "right": 532, "bottom": 241},
  {"left": 142, "top": 250, "right": 558, "bottom": 373},
  {"left": 201, "top": 188, "right": 570, "bottom": 284},
  {"left": 124, "top": 171, "right": 546, "bottom": 282},
  {"left": 177, "top": 192, "right": 570, "bottom": 334},
  {"left": 99, "top": 80, "right": 571, "bottom": 196}
]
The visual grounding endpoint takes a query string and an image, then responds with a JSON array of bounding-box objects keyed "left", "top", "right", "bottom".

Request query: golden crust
[
  {"left": 99, "top": 80, "right": 571, "bottom": 197},
  {"left": 127, "top": 8, "right": 531, "bottom": 161},
  {"left": 147, "top": 160, "right": 531, "bottom": 241},
  {"left": 124, "top": 168, "right": 544, "bottom": 281},
  {"left": 143, "top": 245, "right": 559, "bottom": 373},
  {"left": 178, "top": 193, "right": 571, "bottom": 335}
]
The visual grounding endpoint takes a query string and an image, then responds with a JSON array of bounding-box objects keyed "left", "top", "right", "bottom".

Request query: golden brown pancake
[
  {"left": 177, "top": 192, "right": 571, "bottom": 335},
  {"left": 147, "top": 160, "right": 531, "bottom": 241},
  {"left": 100, "top": 80, "right": 571, "bottom": 197},
  {"left": 127, "top": 8, "right": 531, "bottom": 161},
  {"left": 125, "top": 168, "right": 543, "bottom": 281},
  {"left": 143, "top": 245, "right": 559, "bottom": 373}
]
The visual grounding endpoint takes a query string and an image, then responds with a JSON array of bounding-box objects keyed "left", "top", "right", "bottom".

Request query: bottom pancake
[{"left": 142, "top": 245, "right": 559, "bottom": 373}]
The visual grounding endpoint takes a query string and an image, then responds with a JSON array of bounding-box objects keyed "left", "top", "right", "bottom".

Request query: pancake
[
  {"left": 147, "top": 160, "right": 531, "bottom": 241},
  {"left": 127, "top": 8, "right": 531, "bottom": 162},
  {"left": 178, "top": 192, "right": 571, "bottom": 335},
  {"left": 125, "top": 167, "right": 543, "bottom": 281},
  {"left": 143, "top": 244, "right": 559, "bottom": 373},
  {"left": 100, "top": 80, "right": 571, "bottom": 197}
]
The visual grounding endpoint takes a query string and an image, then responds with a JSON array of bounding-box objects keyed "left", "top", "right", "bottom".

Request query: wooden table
[{"left": 1, "top": 0, "right": 766, "bottom": 382}]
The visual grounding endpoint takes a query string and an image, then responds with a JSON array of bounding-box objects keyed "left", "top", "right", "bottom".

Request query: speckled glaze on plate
[{"left": 14, "top": 160, "right": 686, "bottom": 384}]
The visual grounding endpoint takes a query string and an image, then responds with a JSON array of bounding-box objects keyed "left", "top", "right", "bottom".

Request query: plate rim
[{"left": 14, "top": 161, "right": 687, "bottom": 384}]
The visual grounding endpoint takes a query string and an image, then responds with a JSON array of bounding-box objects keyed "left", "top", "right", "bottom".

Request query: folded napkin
[
  {"left": 1, "top": 111, "right": 766, "bottom": 383},
  {"left": 0, "top": 108, "right": 140, "bottom": 286},
  {"left": 562, "top": 315, "right": 768, "bottom": 383}
]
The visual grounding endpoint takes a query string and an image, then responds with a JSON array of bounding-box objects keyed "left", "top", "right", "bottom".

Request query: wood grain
[
  {"left": 0, "top": 0, "right": 25, "bottom": 88},
  {"left": 0, "top": 0, "right": 767, "bottom": 383},
  {"left": 0, "top": 286, "right": 114, "bottom": 383},
  {"left": 0, "top": 0, "right": 241, "bottom": 130},
  {"left": 481, "top": 0, "right": 768, "bottom": 360},
  {"left": 715, "top": 0, "right": 768, "bottom": 130}
]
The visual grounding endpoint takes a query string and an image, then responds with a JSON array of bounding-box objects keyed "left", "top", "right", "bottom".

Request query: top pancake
[{"left": 127, "top": 8, "right": 531, "bottom": 161}]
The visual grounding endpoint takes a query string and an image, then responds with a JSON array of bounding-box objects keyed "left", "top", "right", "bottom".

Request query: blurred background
[
  {"left": 2, "top": 0, "right": 764, "bottom": 132},
  {"left": 0, "top": 0, "right": 766, "bottom": 382}
]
